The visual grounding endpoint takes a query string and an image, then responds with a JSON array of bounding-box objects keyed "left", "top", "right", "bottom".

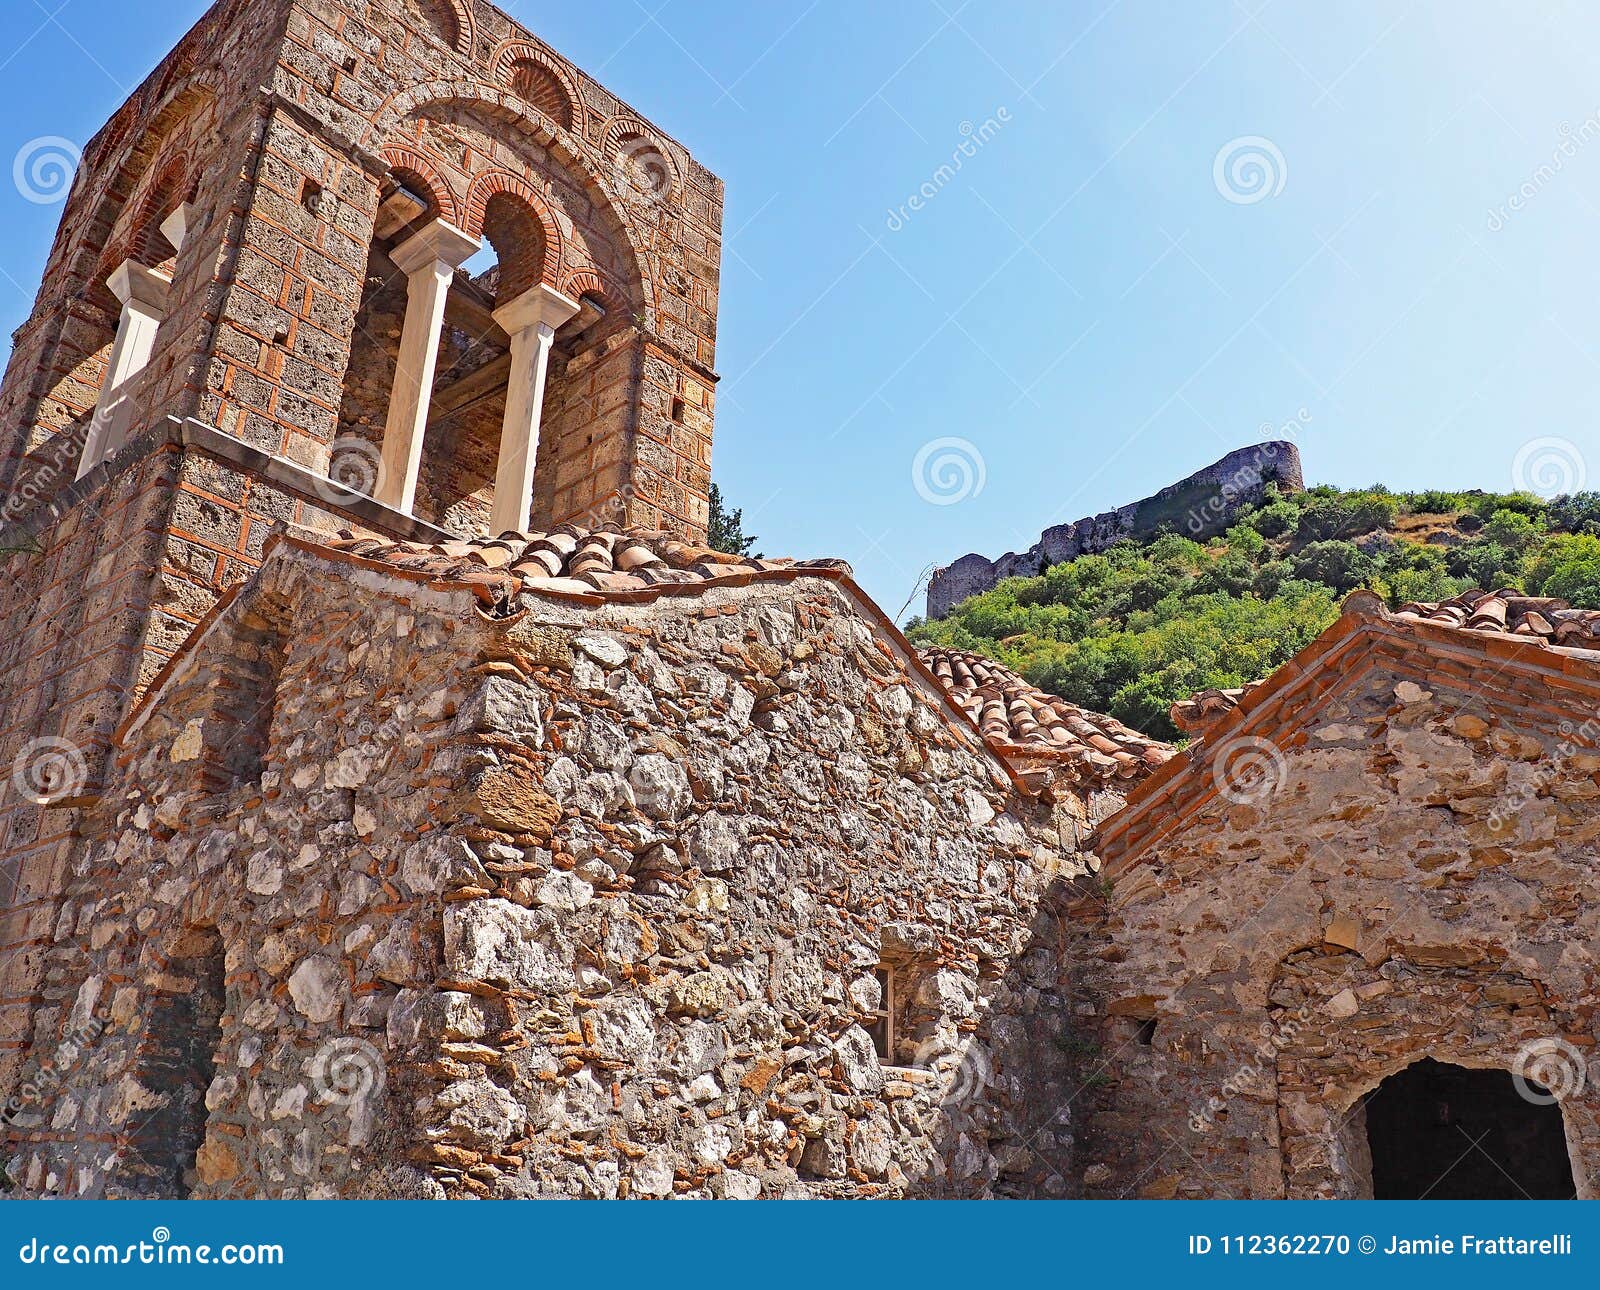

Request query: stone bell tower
[{"left": 0, "top": 0, "right": 722, "bottom": 1099}]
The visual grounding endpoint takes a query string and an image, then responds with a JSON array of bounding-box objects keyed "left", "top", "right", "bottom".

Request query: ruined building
[{"left": 5, "top": 0, "right": 1600, "bottom": 1201}]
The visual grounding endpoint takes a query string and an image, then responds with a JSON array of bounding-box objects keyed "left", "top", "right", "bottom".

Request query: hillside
[{"left": 907, "top": 484, "right": 1600, "bottom": 742}]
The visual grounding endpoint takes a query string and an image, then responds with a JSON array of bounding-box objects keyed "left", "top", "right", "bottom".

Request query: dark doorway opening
[
  {"left": 1364, "top": 1058, "right": 1575, "bottom": 1199},
  {"left": 124, "top": 928, "right": 226, "bottom": 1197}
]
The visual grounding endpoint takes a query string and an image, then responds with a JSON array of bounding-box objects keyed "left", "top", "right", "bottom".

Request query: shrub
[{"left": 1290, "top": 541, "right": 1378, "bottom": 591}]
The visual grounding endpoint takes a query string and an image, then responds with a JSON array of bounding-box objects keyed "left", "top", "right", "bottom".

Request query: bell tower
[{"left": 0, "top": 0, "right": 722, "bottom": 1100}]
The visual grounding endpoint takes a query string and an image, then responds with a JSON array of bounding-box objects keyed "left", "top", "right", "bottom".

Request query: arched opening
[
  {"left": 1360, "top": 1058, "right": 1575, "bottom": 1199},
  {"left": 399, "top": 190, "right": 551, "bottom": 531},
  {"left": 123, "top": 927, "right": 226, "bottom": 1197}
]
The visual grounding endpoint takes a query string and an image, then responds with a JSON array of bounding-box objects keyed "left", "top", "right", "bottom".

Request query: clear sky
[{"left": 3, "top": 2, "right": 1599, "bottom": 618}]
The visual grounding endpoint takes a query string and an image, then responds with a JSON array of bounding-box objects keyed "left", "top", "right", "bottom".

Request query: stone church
[{"left": 2, "top": 0, "right": 1599, "bottom": 1200}]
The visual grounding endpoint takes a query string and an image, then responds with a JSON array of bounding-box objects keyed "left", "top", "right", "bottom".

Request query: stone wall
[
  {"left": 5, "top": 549, "right": 1088, "bottom": 1198},
  {"left": 0, "top": 0, "right": 728, "bottom": 1154},
  {"left": 926, "top": 441, "right": 1304, "bottom": 620},
  {"left": 1074, "top": 656, "right": 1600, "bottom": 1199}
]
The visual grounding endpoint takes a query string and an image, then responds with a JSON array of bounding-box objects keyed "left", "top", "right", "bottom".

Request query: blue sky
[{"left": 3, "top": 2, "right": 1600, "bottom": 617}]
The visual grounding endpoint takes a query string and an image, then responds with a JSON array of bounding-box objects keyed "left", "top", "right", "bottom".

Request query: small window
[{"left": 866, "top": 966, "right": 894, "bottom": 1062}]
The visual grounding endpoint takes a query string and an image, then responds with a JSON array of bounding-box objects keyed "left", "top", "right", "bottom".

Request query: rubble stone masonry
[
  {"left": 1076, "top": 642, "right": 1600, "bottom": 1199},
  {"left": 6, "top": 545, "right": 1085, "bottom": 1197}
]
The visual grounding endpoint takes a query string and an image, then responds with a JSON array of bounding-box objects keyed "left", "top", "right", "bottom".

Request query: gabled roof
[
  {"left": 115, "top": 525, "right": 1079, "bottom": 801},
  {"left": 320, "top": 525, "right": 850, "bottom": 607},
  {"left": 1098, "top": 589, "right": 1600, "bottom": 869},
  {"left": 917, "top": 648, "right": 1174, "bottom": 785}
]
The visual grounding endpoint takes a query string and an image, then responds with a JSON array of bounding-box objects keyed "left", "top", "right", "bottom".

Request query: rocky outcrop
[{"left": 926, "top": 441, "right": 1304, "bottom": 619}]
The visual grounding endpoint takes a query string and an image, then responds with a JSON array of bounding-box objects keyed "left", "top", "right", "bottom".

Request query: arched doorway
[{"left": 1362, "top": 1059, "right": 1575, "bottom": 1199}]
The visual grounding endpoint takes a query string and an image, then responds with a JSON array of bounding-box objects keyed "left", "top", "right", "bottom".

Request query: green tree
[{"left": 706, "top": 483, "right": 759, "bottom": 557}]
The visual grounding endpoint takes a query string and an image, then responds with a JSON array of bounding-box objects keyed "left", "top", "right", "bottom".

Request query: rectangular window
[{"left": 867, "top": 966, "right": 894, "bottom": 1062}]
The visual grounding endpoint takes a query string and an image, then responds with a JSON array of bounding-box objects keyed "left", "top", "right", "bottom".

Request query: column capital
[
  {"left": 492, "top": 283, "right": 581, "bottom": 337},
  {"left": 159, "top": 202, "right": 198, "bottom": 254},
  {"left": 390, "top": 218, "right": 480, "bottom": 276},
  {"left": 105, "top": 259, "right": 172, "bottom": 315}
]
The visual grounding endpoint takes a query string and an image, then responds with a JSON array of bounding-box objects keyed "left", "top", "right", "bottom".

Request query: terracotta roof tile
[
  {"left": 319, "top": 525, "right": 851, "bottom": 602},
  {"left": 1392, "top": 588, "right": 1600, "bottom": 647},
  {"left": 1171, "top": 681, "right": 1268, "bottom": 734},
  {"left": 917, "top": 648, "right": 1175, "bottom": 785}
]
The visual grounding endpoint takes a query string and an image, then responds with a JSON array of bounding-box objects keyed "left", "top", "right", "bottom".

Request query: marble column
[
  {"left": 488, "top": 283, "right": 580, "bottom": 535},
  {"left": 373, "top": 219, "right": 480, "bottom": 515},
  {"left": 77, "top": 259, "right": 172, "bottom": 479}
]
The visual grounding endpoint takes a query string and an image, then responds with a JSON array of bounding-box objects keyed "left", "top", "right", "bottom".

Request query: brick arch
[
  {"left": 560, "top": 269, "right": 607, "bottom": 304},
  {"left": 403, "top": 0, "right": 474, "bottom": 57},
  {"left": 78, "top": 78, "right": 219, "bottom": 313},
  {"left": 127, "top": 152, "right": 195, "bottom": 265},
  {"left": 492, "top": 42, "right": 581, "bottom": 133},
  {"left": 462, "top": 172, "right": 562, "bottom": 297},
  {"left": 379, "top": 147, "right": 460, "bottom": 225},
  {"left": 601, "top": 116, "right": 683, "bottom": 195},
  {"left": 359, "top": 83, "right": 653, "bottom": 321}
]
